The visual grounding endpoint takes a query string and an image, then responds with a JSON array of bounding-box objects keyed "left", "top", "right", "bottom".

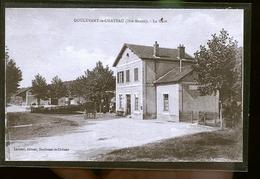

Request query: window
[
  {"left": 134, "top": 68, "right": 138, "bottom": 81},
  {"left": 119, "top": 94, "right": 123, "bottom": 109},
  {"left": 163, "top": 94, "right": 169, "bottom": 111},
  {"left": 117, "top": 71, "right": 124, "bottom": 83},
  {"left": 134, "top": 94, "right": 139, "bottom": 110},
  {"left": 126, "top": 70, "right": 130, "bottom": 82}
]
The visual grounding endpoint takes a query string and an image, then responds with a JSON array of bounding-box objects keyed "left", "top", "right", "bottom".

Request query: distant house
[
  {"left": 10, "top": 80, "right": 84, "bottom": 106},
  {"left": 10, "top": 87, "right": 48, "bottom": 106},
  {"left": 113, "top": 41, "right": 219, "bottom": 121}
]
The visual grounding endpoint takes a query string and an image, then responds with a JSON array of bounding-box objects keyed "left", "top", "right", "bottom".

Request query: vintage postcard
[{"left": 3, "top": 3, "right": 250, "bottom": 170}]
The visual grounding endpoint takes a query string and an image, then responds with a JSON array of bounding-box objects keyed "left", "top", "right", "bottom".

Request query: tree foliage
[
  {"left": 85, "top": 61, "right": 115, "bottom": 100},
  {"left": 31, "top": 74, "right": 49, "bottom": 105},
  {"left": 192, "top": 29, "right": 242, "bottom": 127},
  {"left": 69, "top": 76, "right": 86, "bottom": 102},
  {"left": 5, "top": 47, "right": 23, "bottom": 103},
  {"left": 84, "top": 61, "right": 116, "bottom": 111},
  {"left": 50, "top": 75, "right": 68, "bottom": 99},
  {"left": 232, "top": 46, "right": 243, "bottom": 102}
]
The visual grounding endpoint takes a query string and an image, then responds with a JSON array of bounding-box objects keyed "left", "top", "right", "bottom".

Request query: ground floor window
[
  {"left": 163, "top": 94, "right": 169, "bottom": 111},
  {"left": 134, "top": 94, "right": 139, "bottom": 110},
  {"left": 119, "top": 94, "right": 123, "bottom": 109}
]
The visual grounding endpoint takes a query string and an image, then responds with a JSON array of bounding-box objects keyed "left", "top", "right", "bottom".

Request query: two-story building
[{"left": 113, "top": 41, "right": 219, "bottom": 121}]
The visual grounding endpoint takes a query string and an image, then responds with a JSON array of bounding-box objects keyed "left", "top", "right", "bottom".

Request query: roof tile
[
  {"left": 154, "top": 66, "right": 193, "bottom": 84},
  {"left": 113, "top": 43, "right": 194, "bottom": 67},
  {"left": 125, "top": 43, "right": 193, "bottom": 59}
]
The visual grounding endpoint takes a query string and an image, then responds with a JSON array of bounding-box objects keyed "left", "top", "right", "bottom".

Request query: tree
[
  {"left": 49, "top": 76, "right": 68, "bottom": 99},
  {"left": 232, "top": 46, "right": 243, "bottom": 102},
  {"left": 31, "top": 74, "right": 49, "bottom": 105},
  {"left": 222, "top": 46, "right": 242, "bottom": 127},
  {"left": 6, "top": 47, "right": 23, "bottom": 104},
  {"left": 84, "top": 61, "right": 116, "bottom": 112},
  {"left": 69, "top": 76, "right": 86, "bottom": 103},
  {"left": 192, "top": 29, "right": 241, "bottom": 128}
]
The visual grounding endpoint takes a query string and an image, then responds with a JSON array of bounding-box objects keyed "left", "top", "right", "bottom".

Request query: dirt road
[{"left": 6, "top": 113, "right": 218, "bottom": 161}]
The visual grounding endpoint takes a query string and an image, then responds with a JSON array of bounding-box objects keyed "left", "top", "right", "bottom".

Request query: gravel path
[
  {"left": 6, "top": 116, "right": 218, "bottom": 161},
  {"left": 6, "top": 105, "right": 31, "bottom": 113}
]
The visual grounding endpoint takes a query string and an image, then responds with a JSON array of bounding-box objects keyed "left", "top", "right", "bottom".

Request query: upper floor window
[
  {"left": 134, "top": 68, "right": 138, "bottom": 81},
  {"left": 126, "top": 70, "right": 130, "bottom": 82},
  {"left": 117, "top": 71, "right": 124, "bottom": 83}
]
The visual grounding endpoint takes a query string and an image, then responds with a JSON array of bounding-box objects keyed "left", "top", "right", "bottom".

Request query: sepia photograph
[{"left": 4, "top": 7, "right": 247, "bottom": 167}]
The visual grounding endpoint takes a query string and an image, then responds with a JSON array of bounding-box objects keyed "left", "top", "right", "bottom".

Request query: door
[{"left": 126, "top": 94, "right": 131, "bottom": 115}]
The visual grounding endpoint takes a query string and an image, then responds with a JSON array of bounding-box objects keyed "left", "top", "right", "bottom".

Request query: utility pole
[{"left": 220, "top": 100, "right": 223, "bottom": 130}]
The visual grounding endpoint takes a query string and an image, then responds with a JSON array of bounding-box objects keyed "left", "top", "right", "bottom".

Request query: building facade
[
  {"left": 113, "top": 46, "right": 143, "bottom": 119},
  {"left": 10, "top": 87, "right": 46, "bottom": 106},
  {"left": 113, "top": 41, "right": 219, "bottom": 121},
  {"left": 154, "top": 66, "right": 219, "bottom": 122}
]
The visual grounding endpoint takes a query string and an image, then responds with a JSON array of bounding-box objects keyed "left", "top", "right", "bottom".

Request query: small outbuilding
[{"left": 154, "top": 66, "right": 219, "bottom": 122}]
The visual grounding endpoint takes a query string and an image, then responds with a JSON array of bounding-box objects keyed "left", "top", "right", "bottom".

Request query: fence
[
  {"left": 179, "top": 111, "right": 220, "bottom": 127},
  {"left": 198, "top": 112, "right": 220, "bottom": 127},
  {"left": 179, "top": 111, "right": 194, "bottom": 123}
]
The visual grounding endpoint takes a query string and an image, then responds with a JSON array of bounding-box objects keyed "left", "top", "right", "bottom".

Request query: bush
[
  {"left": 116, "top": 109, "right": 125, "bottom": 116},
  {"left": 31, "top": 104, "right": 83, "bottom": 114}
]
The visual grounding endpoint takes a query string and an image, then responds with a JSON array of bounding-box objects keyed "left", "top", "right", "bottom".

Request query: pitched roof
[
  {"left": 13, "top": 87, "right": 31, "bottom": 96},
  {"left": 113, "top": 43, "right": 194, "bottom": 67},
  {"left": 154, "top": 66, "right": 193, "bottom": 84},
  {"left": 13, "top": 80, "right": 77, "bottom": 96}
]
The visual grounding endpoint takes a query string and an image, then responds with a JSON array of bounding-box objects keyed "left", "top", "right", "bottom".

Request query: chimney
[
  {"left": 178, "top": 44, "right": 185, "bottom": 72},
  {"left": 180, "top": 58, "right": 182, "bottom": 72},
  {"left": 177, "top": 44, "right": 185, "bottom": 59},
  {"left": 153, "top": 41, "right": 159, "bottom": 57}
]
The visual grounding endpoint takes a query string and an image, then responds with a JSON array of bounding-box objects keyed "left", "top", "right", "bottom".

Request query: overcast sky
[{"left": 5, "top": 8, "right": 243, "bottom": 87}]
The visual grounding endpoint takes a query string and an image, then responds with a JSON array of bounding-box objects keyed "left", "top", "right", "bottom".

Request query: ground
[{"left": 5, "top": 106, "right": 236, "bottom": 162}]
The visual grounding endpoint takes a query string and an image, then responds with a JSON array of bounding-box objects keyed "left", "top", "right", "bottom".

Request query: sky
[{"left": 5, "top": 8, "right": 243, "bottom": 87}]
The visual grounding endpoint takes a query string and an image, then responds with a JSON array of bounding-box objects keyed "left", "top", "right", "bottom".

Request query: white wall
[
  {"left": 156, "top": 84, "right": 179, "bottom": 122},
  {"left": 116, "top": 47, "right": 143, "bottom": 119}
]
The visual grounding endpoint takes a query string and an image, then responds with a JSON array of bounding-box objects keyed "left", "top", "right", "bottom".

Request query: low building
[
  {"left": 154, "top": 66, "right": 219, "bottom": 122},
  {"left": 10, "top": 83, "right": 83, "bottom": 107},
  {"left": 10, "top": 87, "right": 47, "bottom": 106}
]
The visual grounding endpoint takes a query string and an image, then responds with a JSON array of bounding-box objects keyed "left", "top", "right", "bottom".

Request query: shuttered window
[
  {"left": 134, "top": 68, "right": 138, "bottom": 81},
  {"left": 117, "top": 71, "right": 124, "bottom": 83},
  {"left": 126, "top": 70, "right": 130, "bottom": 82}
]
